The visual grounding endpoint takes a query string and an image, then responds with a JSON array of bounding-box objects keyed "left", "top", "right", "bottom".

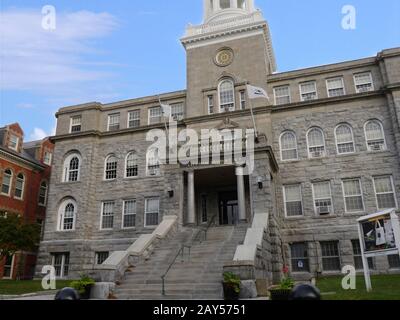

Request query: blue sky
[{"left": 0, "top": 0, "right": 399, "bottom": 141}]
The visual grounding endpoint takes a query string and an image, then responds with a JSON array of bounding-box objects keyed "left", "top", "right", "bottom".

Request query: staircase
[{"left": 114, "top": 224, "right": 248, "bottom": 300}]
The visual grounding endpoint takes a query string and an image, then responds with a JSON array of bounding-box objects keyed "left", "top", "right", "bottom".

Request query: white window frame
[
  {"left": 335, "top": 124, "right": 355, "bottom": 155},
  {"left": 51, "top": 253, "right": 69, "bottom": 278},
  {"left": 127, "top": 110, "right": 141, "bottom": 128},
  {"left": 299, "top": 81, "right": 318, "bottom": 102},
  {"left": 274, "top": 85, "right": 291, "bottom": 105},
  {"left": 62, "top": 153, "right": 81, "bottom": 183},
  {"left": 107, "top": 113, "right": 120, "bottom": 131},
  {"left": 364, "top": 120, "right": 387, "bottom": 152},
  {"left": 239, "top": 90, "right": 246, "bottom": 110},
  {"left": 279, "top": 131, "right": 298, "bottom": 161},
  {"left": 218, "top": 79, "right": 235, "bottom": 113},
  {"left": 100, "top": 201, "right": 115, "bottom": 230},
  {"left": 372, "top": 175, "right": 398, "bottom": 210},
  {"left": 145, "top": 198, "right": 160, "bottom": 228},
  {"left": 148, "top": 107, "right": 162, "bottom": 125},
  {"left": 283, "top": 184, "right": 304, "bottom": 218},
  {"left": 125, "top": 152, "right": 139, "bottom": 179},
  {"left": 1, "top": 169, "right": 13, "bottom": 196},
  {"left": 341, "top": 178, "right": 365, "bottom": 213},
  {"left": 8, "top": 134, "right": 19, "bottom": 151},
  {"left": 38, "top": 181, "right": 48, "bottom": 206},
  {"left": 207, "top": 95, "right": 214, "bottom": 115},
  {"left": 14, "top": 173, "right": 25, "bottom": 200},
  {"left": 354, "top": 72, "right": 374, "bottom": 93},
  {"left": 306, "top": 127, "right": 326, "bottom": 158},
  {"left": 122, "top": 199, "right": 137, "bottom": 229},
  {"left": 171, "top": 103, "right": 185, "bottom": 121},
  {"left": 70, "top": 115, "right": 82, "bottom": 133},
  {"left": 104, "top": 154, "right": 118, "bottom": 181},
  {"left": 312, "top": 181, "right": 334, "bottom": 216},
  {"left": 43, "top": 151, "right": 53, "bottom": 166},
  {"left": 326, "top": 77, "right": 346, "bottom": 98},
  {"left": 2, "top": 254, "right": 15, "bottom": 279},
  {"left": 146, "top": 149, "right": 160, "bottom": 177},
  {"left": 57, "top": 199, "right": 77, "bottom": 232}
]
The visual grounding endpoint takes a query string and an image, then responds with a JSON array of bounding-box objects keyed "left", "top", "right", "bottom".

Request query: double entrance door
[{"left": 219, "top": 191, "right": 238, "bottom": 225}]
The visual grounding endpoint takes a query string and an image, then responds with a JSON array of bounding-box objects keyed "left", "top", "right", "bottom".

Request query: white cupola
[{"left": 204, "top": 0, "right": 256, "bottom": 23}]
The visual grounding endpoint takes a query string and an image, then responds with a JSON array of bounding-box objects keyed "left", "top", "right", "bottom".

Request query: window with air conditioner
[
  {"left": 312, "top": 181, "right": 333, "bottom": 215},
  {"left": 171, "top": 103, "right": 185, "bottom": 121},
  {"left": 365, "top": 120, "right": 386, "bottom": 152},
  {"left": 335, "top": 124, "right": 355, "bottom": 154},
  {"left": 307, "top": 128, "right": 326, "bottom": 158},
  {"left": 326, "top": 77, "right": 345, "bottom": 97},
  {"left": 146, "top": 148, "right": 160, "bottom": 176},
  {"left": 354, "top": 72, "right": 374, "bottom": 93},
  {"left": 300, "top": 81, "right": 317, "bottom": 101}
]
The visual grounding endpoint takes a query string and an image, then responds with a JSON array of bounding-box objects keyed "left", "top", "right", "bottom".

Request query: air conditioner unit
[
  {"left": 317, "top": 206, "right": 331, "bottom": 215},
  {"left": 311, "top": 151, "right": 324, "bottom": 158},
  {"left": 371, "top": 144, "right": 384, "bottom": 151}
]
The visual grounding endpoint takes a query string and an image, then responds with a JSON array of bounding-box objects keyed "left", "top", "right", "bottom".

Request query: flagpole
[
  {"left": 158, "top": 97, "right": 170, "bottom": 140},
  {"left": 246, "top": 88, "right": 259, "bottom": 143}
]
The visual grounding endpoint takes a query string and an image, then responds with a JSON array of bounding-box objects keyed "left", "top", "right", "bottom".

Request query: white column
[
  {"left": 236, "top": 167, "right": 247, "bottom": 222},
  {"left": 187, "top": 171, "right": 196, "bottom": 225}
]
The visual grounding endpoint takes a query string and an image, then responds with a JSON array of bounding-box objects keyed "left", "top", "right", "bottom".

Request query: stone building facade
[{"left": 37, "top": 0, "right": 400, "bottom": 281}]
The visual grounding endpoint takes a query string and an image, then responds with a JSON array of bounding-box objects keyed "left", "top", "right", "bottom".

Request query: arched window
[
  {"left": 335, "top": 124, "right": 355, "bottom": 154},
  {"left": 280, "top": 131, "right": 298, "bottom": 161},
  {"left": 1, "top": 169, "right": 13, "bottom": 196},
  {"left": 220, "top": 0, "right": 231, "bottom": 9},
  {"left": 38, "top": 181, "right": 48, "bottom": 206},
  {"left": 307, "top": 128, "right": 326, "bottom": 158},
  {"left": 58, "top": 199, "right": 77, "bottom": 231},
  {"left": 14, "top": 173, "right": 25, "bottom": 199},
  {"left": 63, "top": 153, "right": 81, "bottom": 182},
  {"left": 219, "top": 79, "right": 235, "bottom": 112},
  {"left": 365, "top": 120, "right": 386, "bottom": 151},
  {"left": 125, "top": 152, "right": 138, "bottom": 178},
  {"left": 105, "top": 155, "right": 118, "bottom": 180}
]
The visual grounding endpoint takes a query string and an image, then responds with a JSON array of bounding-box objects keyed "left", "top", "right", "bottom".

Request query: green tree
[{"left": 0, "top": 211, "right": 41, "bottom": 278}]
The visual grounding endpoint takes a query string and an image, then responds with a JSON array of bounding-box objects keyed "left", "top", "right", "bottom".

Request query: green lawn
[
  {"left": 317, "top": 275, "right": 400, "bottom": 300},
  {"left": 0, "top": 280, "right": 72, "bottom": 295}
]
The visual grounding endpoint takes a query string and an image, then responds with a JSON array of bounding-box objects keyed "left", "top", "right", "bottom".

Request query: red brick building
[{"left": 0, "top": 123, "right": 54, "bottom": 280}]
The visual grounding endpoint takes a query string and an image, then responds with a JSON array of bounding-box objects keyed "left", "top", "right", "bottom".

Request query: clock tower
[{"left": 181, "top": 0, "right": 276, "bottom": 118}]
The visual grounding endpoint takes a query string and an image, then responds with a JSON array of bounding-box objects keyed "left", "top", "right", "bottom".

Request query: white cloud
[
  {"left": 0, "top": 8, "right": 119, "bottom": 91},
  {"left": 29, "top": 127, "right": 48, "bottom": 141}
]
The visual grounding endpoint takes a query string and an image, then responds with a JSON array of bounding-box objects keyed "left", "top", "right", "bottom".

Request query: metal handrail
[
  {"left": 193, "top": 215, "right": 217, "bottom": 244},
  {"left": 161, "top": 244, "right": 191, "bottom": 296}
]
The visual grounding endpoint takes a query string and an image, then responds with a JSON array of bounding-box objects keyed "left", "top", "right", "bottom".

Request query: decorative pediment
[{"left": 215, "top": 117, "right": 240, "bottom": 130}]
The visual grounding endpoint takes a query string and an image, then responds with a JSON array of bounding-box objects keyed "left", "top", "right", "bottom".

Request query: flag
[
  {"left": 161, "top": 103, "right": 171, "bottom": 118},
  {"left": 246, "top": 85, "right": 269, "bottom": 100}
]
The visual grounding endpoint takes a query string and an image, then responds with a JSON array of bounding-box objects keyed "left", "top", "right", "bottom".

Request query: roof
[
  {"left": 357, "top": 209, "right": 398, "bottom": 222},
  {"left": 0, "top": 145, "right": 44, "bottom": 169}
]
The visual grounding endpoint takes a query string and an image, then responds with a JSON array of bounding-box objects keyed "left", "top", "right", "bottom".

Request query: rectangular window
[
  {"left": 70, "top": 116, "right": 82, "bottom": 133},
  {"left": 128, "top": 110, "right": 140, "bottom": 128},
  {"left": 283, "top": 184, "right": 303, "bottom": 217},
  {"left": 95, "top": 252, "right": 109, "bottom": 265},
  {"left": 352, "top": 240, "right": 375, "bottom": 270},
  {"left": 148, "top": 107, "right": 162, "bottom": 125},
  {"left": 354, "top": 72, "right": 374, "bottom": 93},
  {"left": 171, "top": 103, "right": 185, "bottom": 121},
  {"left": 51, "top": 253, "right": 69, "bottom": 278},
  {"left": 320, "top": 241, "right": 341, "bottom": 271},
  {"left": 1, "top": 171, "right": 12, "bottom": 196},
  {"left": 342, "top": 179, "right": 364, "bottom": 212},
  {"left": 239, "top": 90, "right": 246, "bottom": 110},
  {"left": 274, "top": 85, "right": 291, "bottom": 105},
  {"left": 201, "top": 195, "right": 208, "bottom": 223},
  {"left": 8, "top": 135, "right": 19, "bottom": 151},
  {"left": 145, "top": 198, "right": 160, "bottom": 227},
  {"left": 147, "top": 151, "right": 160, "bottom": 176},
  {"left": 300, "top": 81, "right": 317, "bottom": 101},
  {"left": 37, "top": 219, "right": 44, "bottom": 240},
  {"left": 101, "top": 201, "right": 115, "bottom": 230},
  {"left": 3, "top": 255, "right": 14, "bottom": 278},
  {"left": 326, "top": 77, "right": 345, "bottom": 97},
  {"left": 208, "top": 95, "right": 214, "bottom": 114},
  {"left": 388, "top": 255, "right": 400, "bottom": 269},
  {"left": 123, "top": 200, "right": 136, "bottom": 228},
  {"left": 373, "top": 176, "right": 397, "bottom": 209},
  {"left": 108, "top": 113, "right": 120, "bottom": 131},
  {"left": 44, "top": 151, "right": 52, "bottom": 166},
  {"left": 312, "top": 181, "right": 333, "bottom": 215},
  {"left": 290, "top": 243, "right": 310, "bottom": 272},
  {"left": 14, "top": 175, "right": 24, "bottom": 199}
]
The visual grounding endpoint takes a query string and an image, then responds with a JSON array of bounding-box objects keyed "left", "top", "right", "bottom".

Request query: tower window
[
  {"left": 219, "top": 79, "right": 235, "bottom": 112},
  {"left": 220, "top": 0, "right": 230, "bottom": 9}
]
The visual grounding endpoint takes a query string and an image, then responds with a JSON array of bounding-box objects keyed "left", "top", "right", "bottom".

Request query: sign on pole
[{"left": 357, "top": 209, "right": 400, "bottom": 292}]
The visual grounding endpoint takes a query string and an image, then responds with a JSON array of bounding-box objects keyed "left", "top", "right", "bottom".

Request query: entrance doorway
[{"left": 219, "top": 191, "right": 238, "bottom": 225}]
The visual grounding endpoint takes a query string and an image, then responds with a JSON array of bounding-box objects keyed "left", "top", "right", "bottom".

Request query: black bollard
[
  {"left": 54, "top": 287, "right": 80, "bottom": 300},
  {"left": 289, "top": 284, "right": 321, "bottom": 300}
]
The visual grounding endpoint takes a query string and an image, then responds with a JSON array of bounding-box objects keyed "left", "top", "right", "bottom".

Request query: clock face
[{"left": 215, "top": 49, "right": 234, "bottom": 67}]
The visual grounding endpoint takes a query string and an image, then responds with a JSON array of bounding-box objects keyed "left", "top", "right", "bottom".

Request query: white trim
[
  {"left": 124, "top": 152, "right": 139, "bottom": 179},
  {"left": 148, "top": 106, "right": 162, "bottom": 125},
  {"left": 354, "top": 72, "right": 374, "bottom": 93},
  {"left": 334, "top": 123, "right": 355, "bottom": 155},
  {"left": 57, "top": 199, "right": 77, "bottom": 232},
  {"left": 372, "top": 175, "right": 398, "bottom": 210},
  {"left": 1, "top": 168, "right": 13, "bottom": 197},
  {"left": 218, "top": 78, "right": 236, "bottom": 113},
  {"left": 2, "top": 254, "right": 15, "bottom": 279},
  {"left": 207, "top": 95, "right": 215, "bottom": 115},
  {"left": 122, "top": 199, "right": 137, "bottom": 229},
  {"left": 279, "top": 131, "right": 298, "bottom": 162},
  {"left": 107, "top": 113, "right": 120, "bottom": 131},
  {"left": 306, "top": 127, "right": 326, "bottom": 158},
  {"left": 62, "top": 153, "right": 82, "bottom": 183},
  {"left": 283, "top": 184, "right": 304, "bottom": 218},
  {"left": 104, "top": 154, "right": 118, "bottom": 181},
  {"left": 341, "top": 178, "right": 365, "bottom": 213},
  {"left": 51, "top": 253, "right": 69, "bottom": 278},
  {"left": 312, "top": 181, "right": 334, "bottom": 216},
  {"left": 100, "top": 201, "right": 115, "bottom": 230},
  {"left": 69, "top": 115, "right": 82, "bottom": 133},
  {"left": 274, "top": 85, "right": 291, "bottom": 105},
  {"left": 299, "top": 81, "right": 318, "bottom": 102},
  {"left": 326, "top": 77, "right": 346, "bottom": 98},
  {"left": 144, "top": 197, "right": 160, "bottom": 228},
  {"left": 127, "top": 110, "right": 141, "bottom": 129},
  {"left": 43, "top": 151, "right": 53, "bottom": 166},
  {"left": 14, "top": 173, "right": 25, "bottom": 200},
  {"left": 364, "top": 119, "right": 387, "bottom": 152},
  {"left": 8, "top": 135, "right": 19, "bottom": 151}
]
